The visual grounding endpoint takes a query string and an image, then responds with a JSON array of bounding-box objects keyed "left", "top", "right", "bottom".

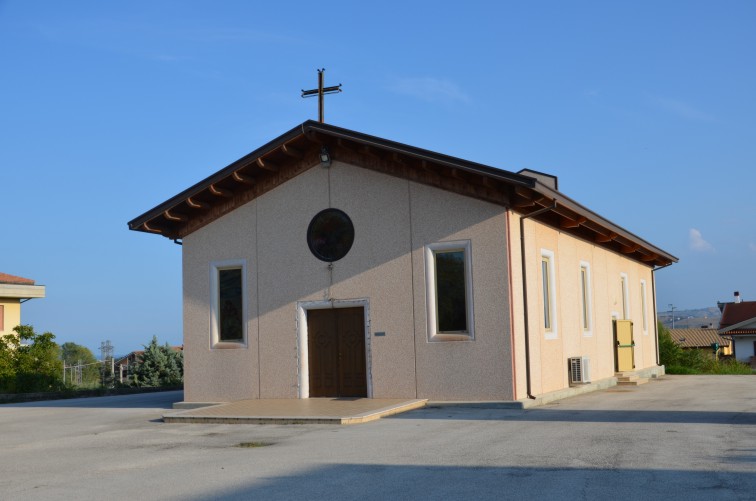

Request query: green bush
[
  {"left": 131, "top": 336, "right": 183, "bottom": 388},
  {"left": 0, "top": 325, "right": 64, "bottom": 393}
]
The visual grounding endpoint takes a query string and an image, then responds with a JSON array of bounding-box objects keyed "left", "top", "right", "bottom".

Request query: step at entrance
[{"left": 616, "top": 372, "right": 649, "bottom": 386}]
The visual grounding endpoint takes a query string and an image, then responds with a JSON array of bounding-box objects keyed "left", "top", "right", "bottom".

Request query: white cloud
[
  {"left": 689, "top": 228, "right": 714, "bottom": 252},
  {"left": 389, "top": 77, "right": 470, "bottom": 104},
  {"left": 654, "top": 97, "right": 713, "bottom": 121}
]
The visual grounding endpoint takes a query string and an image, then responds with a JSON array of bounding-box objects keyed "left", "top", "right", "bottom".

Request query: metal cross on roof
[{"left": 301, "top": 68, "right": 342, "bottom": 123}]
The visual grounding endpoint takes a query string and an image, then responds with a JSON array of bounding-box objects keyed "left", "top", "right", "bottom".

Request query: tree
[
  {"left": 0, "top": 325, "right": 63, "bottom": 393},
  {"left": 59, "top": 342, "right": 100, "bottom": 386},
  {"left": 658, "top": 321, "right": 683, "bottom": 368},
  {"left": 131, "top": 336, "right": 183, "bottom": 387}
]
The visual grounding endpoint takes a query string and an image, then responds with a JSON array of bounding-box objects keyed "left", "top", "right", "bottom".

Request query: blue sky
[{"left": 1, "top": 1, "right": 754, "bottom": 355}]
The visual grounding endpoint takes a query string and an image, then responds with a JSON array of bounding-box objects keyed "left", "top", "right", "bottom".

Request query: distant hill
[{"left": 657, "top": 306, "right": 721, "bottom": 330}]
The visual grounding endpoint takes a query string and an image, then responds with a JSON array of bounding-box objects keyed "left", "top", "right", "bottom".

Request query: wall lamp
[{"left": 320, "top": 146, "right": 331, "bottom": 168}]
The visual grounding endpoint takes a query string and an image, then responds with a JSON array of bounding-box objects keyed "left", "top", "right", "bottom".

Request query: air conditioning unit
[{"left": 568, "top": 356, "right": 591, "bottom": 385}]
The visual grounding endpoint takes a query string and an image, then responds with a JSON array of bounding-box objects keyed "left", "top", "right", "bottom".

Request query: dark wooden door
[{"left": 307, "top": 307, "right": 367, "bottom": 397}]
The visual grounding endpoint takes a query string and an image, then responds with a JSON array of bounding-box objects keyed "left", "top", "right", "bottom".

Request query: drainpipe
[
  {"left": 519, "top": 201, "right": 557, "bottom": 399},
  {"left": 651, "top": 262, "right": 673, "bottom": 366}
]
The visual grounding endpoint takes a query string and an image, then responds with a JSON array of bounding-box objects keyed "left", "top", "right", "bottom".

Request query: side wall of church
[{"left": 508, "top": 212, "right": 659, "bottom": 399}]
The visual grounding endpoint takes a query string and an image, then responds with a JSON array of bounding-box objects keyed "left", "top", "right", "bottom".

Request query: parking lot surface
[{"left": 1, "top": 375, "right": 754, "bottom": 500}]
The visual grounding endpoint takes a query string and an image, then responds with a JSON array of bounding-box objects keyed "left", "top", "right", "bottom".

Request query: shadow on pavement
[
  {"left": 183, "top": 463, "right": 756, "bottom": 500},
  {"left": 390, "top": 407, "right": 756, "bottom": 425},
  {"left": 0, "top": 390, "right": 183, "bottom": 410}
]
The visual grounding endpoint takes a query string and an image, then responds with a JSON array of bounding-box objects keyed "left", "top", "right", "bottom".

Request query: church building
[{"left": 129, "top": 121, "right": 676, "bottom": 404}]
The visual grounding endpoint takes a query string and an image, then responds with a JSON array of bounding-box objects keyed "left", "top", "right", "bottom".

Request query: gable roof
[
  {"left": 718, "top": 301, "right": 756, "bottom": 333},
  {"left": 128, "top": 121, "right": 677, "bottom": 267},
  {"left": 669, "top": 328, "right": 730, "bottom": 348}
]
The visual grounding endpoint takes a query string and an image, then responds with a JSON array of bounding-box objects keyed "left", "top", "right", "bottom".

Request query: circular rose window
[{"left": 307, "top": 208, "right": 355, "bottom": 262}]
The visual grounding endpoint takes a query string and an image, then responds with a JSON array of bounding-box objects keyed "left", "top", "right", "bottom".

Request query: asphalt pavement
[{"left": 1, "top": 375, "right": 754, "bottom": 500}]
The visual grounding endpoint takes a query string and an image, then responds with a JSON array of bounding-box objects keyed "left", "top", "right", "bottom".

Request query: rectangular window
[
  {"left": 541, "top": 249, "right": 558, "bottom": 339},
  {"left": 542, "top": 257, "right": 552, "bottom": 330},
  {"left": 0, "top": 304, "right": 4, "bottom": 331},
  {"left": 579, "top": 263, "right": 592, "bottom": 335},
  {"left": 211, "top": 260, "right": 247, "bottom": 348},
  {"left": 435, "top": 251, "right": 467, "bottom": 332},
  {"left": 640, "top": 279, "right": 648, "bottom": 332},
  {"left": 620, "top": 273, "right": 629, "bottom": 320},
  {"left": 219, "top": 268, "right": 243, "bottom": 341},
  {"left": 425, "top": 241, "right": 474, "bottom": 341}
]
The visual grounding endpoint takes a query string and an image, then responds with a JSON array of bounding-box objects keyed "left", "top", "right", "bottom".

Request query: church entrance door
[{"left": 307, "top": 307, "right": 367, "bottom": 397}]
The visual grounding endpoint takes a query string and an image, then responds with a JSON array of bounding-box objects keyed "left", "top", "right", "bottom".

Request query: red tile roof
[
  {"left": 0, "top": 273, "right": 35, "bottom": 285},
  {"left": 719, "top": 301, "right": 756, "bottom": 328},
  {"left": 725, "top": 329, "right": 756, "bottom": 336}
]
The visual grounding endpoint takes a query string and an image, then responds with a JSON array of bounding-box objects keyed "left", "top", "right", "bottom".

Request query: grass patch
[{"left": 665, "top": 365, "right": 700, "bottom": 375}]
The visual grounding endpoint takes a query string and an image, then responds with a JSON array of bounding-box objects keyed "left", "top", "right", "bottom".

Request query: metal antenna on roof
[{"left": 301, "top": 69, "right": 342, "bottom": 123}]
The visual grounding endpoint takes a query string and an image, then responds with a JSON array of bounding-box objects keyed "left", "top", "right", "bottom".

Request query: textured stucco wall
[
  {"left": 0, "top": 300, "right": 21, "bottom": 336},
  {"left": 410, "top": 183, "right": 513, "bottom": 400},
  {"left": 182, "top": 160, "right": 513, "bottom": 402},
  {"left": 508, "top": 212, "right": 658, "bottom": 398},
  {"left": 183, "top": 201, "right": 260, "bottom": 402}
]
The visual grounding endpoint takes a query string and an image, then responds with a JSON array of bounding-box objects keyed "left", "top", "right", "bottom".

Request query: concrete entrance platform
[{"left": 163, "top": 398, "right": 428, "bottom": 425}]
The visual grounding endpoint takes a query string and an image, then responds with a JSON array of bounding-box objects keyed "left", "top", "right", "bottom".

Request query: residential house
[
  {"left": 0, "top": 272, "right": 45, "bottom": 337},
  {"left": 718, "top": 293, "right": 756, "bottom": 367}
]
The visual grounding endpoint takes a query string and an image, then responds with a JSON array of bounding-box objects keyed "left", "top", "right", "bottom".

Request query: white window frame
[
  {"left": 620, "top": 272, "right": 630, "bottom": 320},
  {"left": 210, "top": 259, "right": 248, "bottom": 349},
  {"left": 541, "top": 249, "right": 558, "bottom": 340},
  {"left": 425, "top": 240, "right": 474, "bottom": 342},
  {"left": 640, "top": 279, "right": 648, "bottom": 334},
  {"left": 579, "top": 261, "right": 593, "bottom": 337}
]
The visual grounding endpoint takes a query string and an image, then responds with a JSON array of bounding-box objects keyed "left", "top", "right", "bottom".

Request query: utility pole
[
  {"left": 669, "top": 304, "right": 676, "bottom": 329},
  {"left": 100, "top": 340, "right": 114, "bottom": 387}
]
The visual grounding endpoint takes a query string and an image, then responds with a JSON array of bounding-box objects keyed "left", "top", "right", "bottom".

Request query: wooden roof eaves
[
  {"left": 128, "top": 121, "right": 536, "bottom": 237},
  {"left": 303, "top": 121, "right": 536, "bottom": 187},
  {"left": 127, "top": 123, "right": 309, "bottom": 232},
  {"left": 517, "top": 180, "right": 678, "bottom": 267}
]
